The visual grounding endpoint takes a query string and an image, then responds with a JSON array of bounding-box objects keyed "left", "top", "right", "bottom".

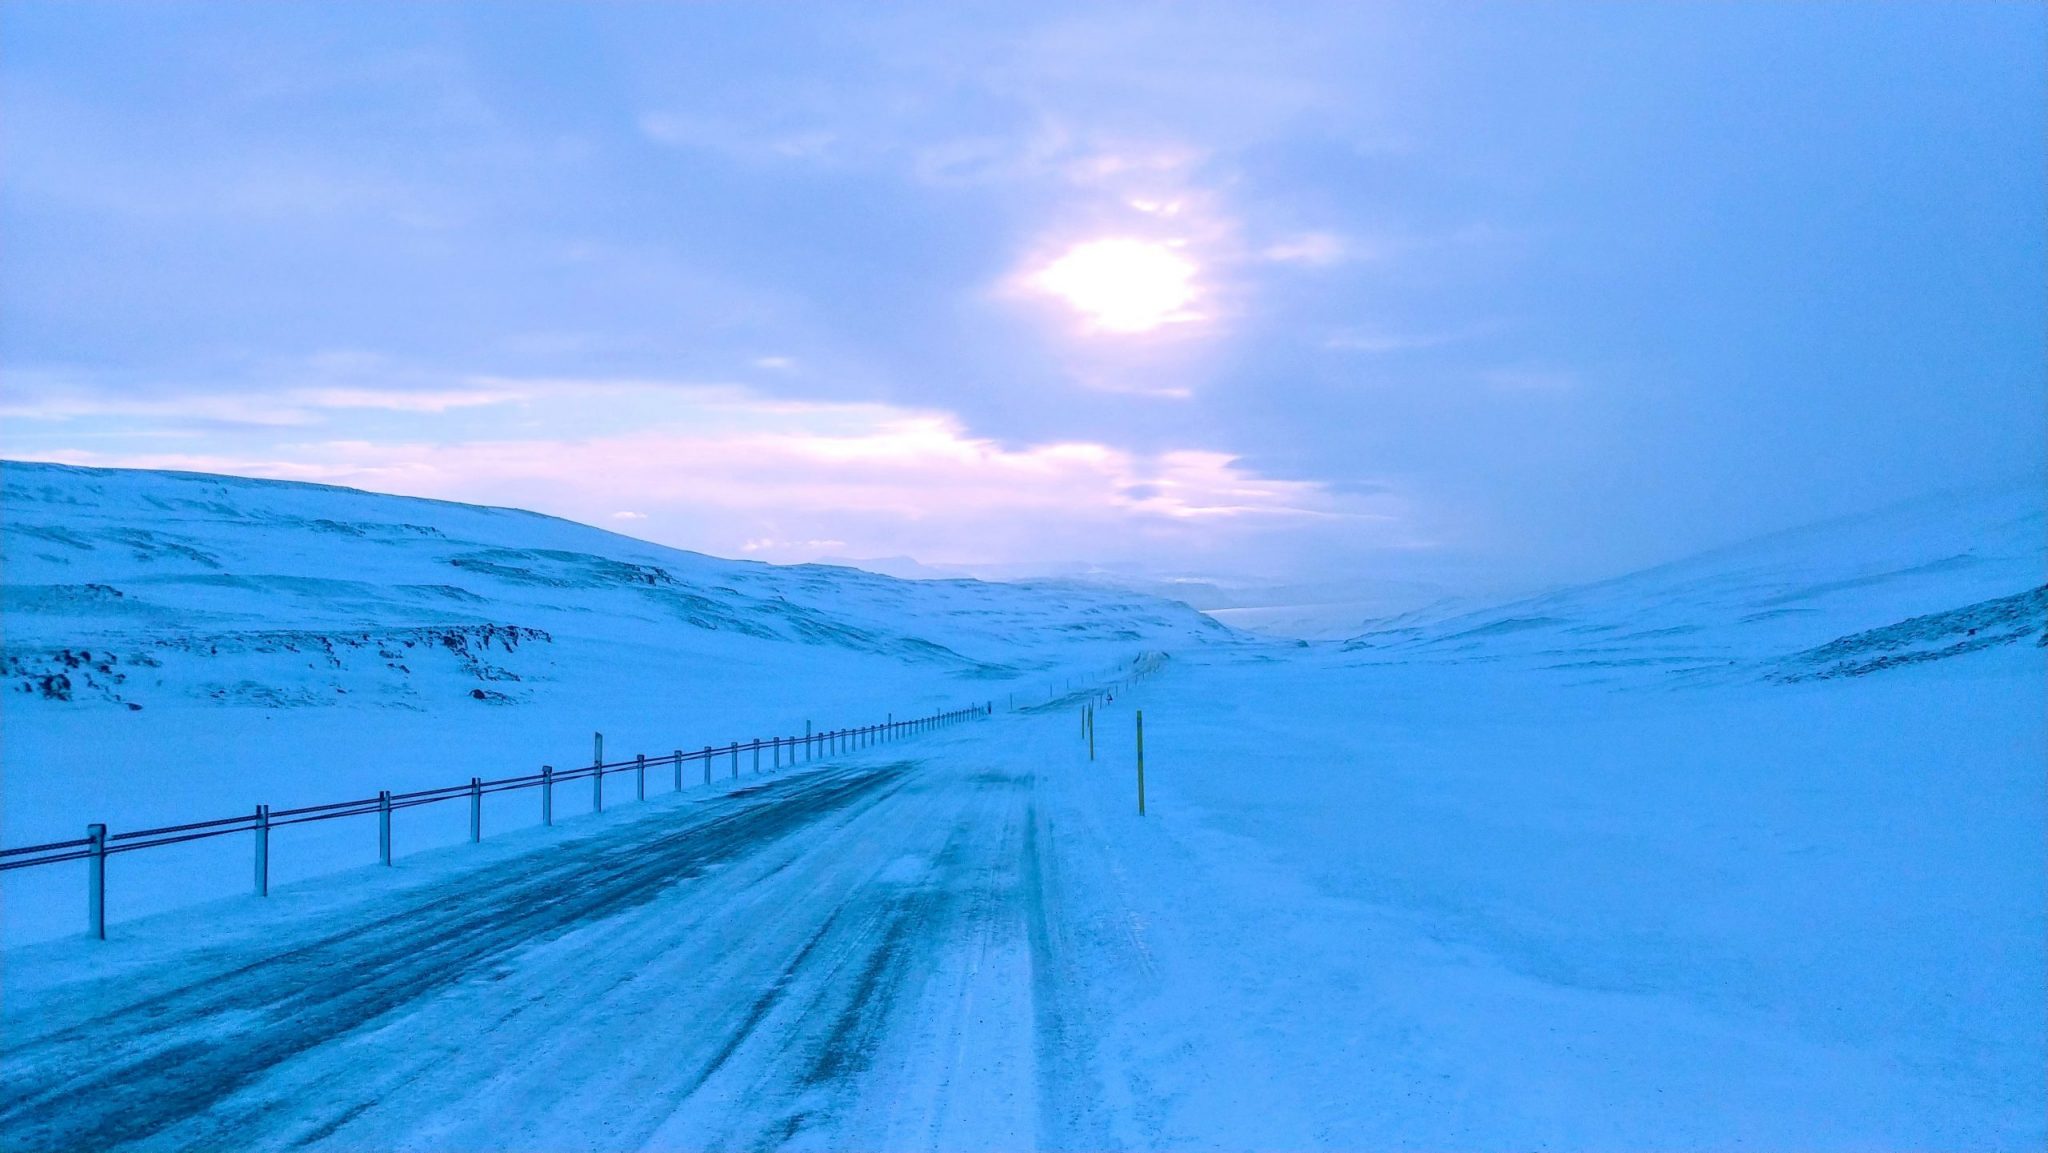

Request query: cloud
[
  {"left": 1261, "top": 233, "right": 1352, "bottom": 267},
  {"left": 638, "top": 113, "right": 843, "bottom": 165},
  {"left": 22, "top": 378, "right": 1397, "bottom": 569},
  {"left": 291, "top": 386, "right": 531, "bottom": 413},
  {"left": 740, "top": 537, "right": 847, "bottom": 554},
  {"left": 1324, "top": 329, "right": 1465, "bottom": 355},
  {"left": 0, "top": 389, "right": 320, "bottom": 428},
  {"left": 0, "top": 375, "right": 533, "bottom": 426}
]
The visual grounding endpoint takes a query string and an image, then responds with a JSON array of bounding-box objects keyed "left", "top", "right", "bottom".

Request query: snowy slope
[
  {"left": 0, "top": 460, "right": 1236, "bottom": 942},
  {"left": 1341, "top": 482, "right": 2046, "bottom": 682},
  {"left": 2, "top": 461, "right": 1230, "bottom": 712}
]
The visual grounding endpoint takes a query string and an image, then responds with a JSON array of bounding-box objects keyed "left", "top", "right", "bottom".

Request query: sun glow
[{"left": 1033, "top": 238, "right": 1197, "bottom": 333}]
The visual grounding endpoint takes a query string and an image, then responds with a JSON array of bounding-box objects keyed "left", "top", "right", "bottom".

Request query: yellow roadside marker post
[{"left": 1136, "top": 710, "right": 1146, "bottom": 816}]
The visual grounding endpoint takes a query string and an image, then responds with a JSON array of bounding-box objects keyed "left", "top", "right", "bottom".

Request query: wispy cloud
[
  {"left": 289, "top": 386, "right": 531, "bottom": 413},
  {"left": 1324, "top": 329, "right": 1469, "bottom": 355},
  {"left": 0, "top": 376, "right": 534, "bottom": 426},
  {"left": 740, "top": 537, "right": 847, "bottom": 554},
  {"left": 21, "top": 377, "right": 1397, "bottom": 568},
  {"left": 1262, "top": 233, "right": 1355, "bottom": 267},
  {"left": 638, "top": 113, "right": 842, "bottom": 165}
]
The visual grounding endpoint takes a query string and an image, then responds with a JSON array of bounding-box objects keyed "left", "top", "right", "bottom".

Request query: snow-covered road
[
  {"left": 5, "top": 658, "right": 2040, "bottom": 1151},
  {"left": 0, "top": 724, "right": 1137, "bottom": 1151}
]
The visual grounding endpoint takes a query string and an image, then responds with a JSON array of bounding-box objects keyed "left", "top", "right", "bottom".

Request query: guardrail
[{"left": 3, "top": 703, "right": 992, "bottom": 940}]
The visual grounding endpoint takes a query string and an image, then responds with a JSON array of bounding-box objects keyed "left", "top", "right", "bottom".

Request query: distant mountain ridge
[{"left": 1340, "top": 481, "right": 2046, "bottom": 684}]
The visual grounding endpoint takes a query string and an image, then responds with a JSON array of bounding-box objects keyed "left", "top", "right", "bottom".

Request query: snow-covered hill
[
  {"left": 2, "top": 461, "right": 1231, "bottom": 714},
  {"left": 1340, "top": 482, "right": 2046, "bottom": 683}
]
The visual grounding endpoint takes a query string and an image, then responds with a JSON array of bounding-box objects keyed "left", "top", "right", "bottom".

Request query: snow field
[
  {"left": 1045, "top": 648, "right": 2045, "bottom": 1148},
  {"left": 4, "top": 461, "right": 2043, "bottom": 1148},
  {"left": 2, "top": 647, "right": 2040, "bottom": 1148}
]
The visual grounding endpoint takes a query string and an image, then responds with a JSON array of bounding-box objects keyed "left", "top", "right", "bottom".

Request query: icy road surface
[{"left": 1, "top": 741, "right": 1132, "bottom": 1151}]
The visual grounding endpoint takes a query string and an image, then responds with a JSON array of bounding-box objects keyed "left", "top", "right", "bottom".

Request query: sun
[{"left": 1032, "top": 238, "right": 1197, "bottom": 333}]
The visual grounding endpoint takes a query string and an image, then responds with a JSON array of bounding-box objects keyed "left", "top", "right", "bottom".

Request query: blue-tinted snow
[{"left": 2, "top": 461, "right": 2041, "bottom": 1150}]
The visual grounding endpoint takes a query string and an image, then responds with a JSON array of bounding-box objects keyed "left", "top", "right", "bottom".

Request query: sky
[{"left": 2, "top": 2, "right": 2042, "bottom": 597}]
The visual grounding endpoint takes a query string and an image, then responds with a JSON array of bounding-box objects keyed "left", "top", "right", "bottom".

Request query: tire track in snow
[
  {"left": 1023, "top": 796, "right": 1115, "bottom": 1150},
  {"left": 294, "top": 763, "right": 959, "bottom": 1152},
  {"left": 651, "top": 779, "right": 1003, "bottom": 1151},
  {"left": 0, "top": 761, "right": 913, "bottom": 1152}
]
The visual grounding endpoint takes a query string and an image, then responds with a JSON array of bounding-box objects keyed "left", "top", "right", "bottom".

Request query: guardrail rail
[{"left": 4, "top": 703, "right": 993, "bottom": 940}]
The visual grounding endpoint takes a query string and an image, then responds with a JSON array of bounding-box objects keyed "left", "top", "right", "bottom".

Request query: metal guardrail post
[
  {"left": 703, "top": 746, "right": 712, "bottom": 786},
  {"left": 674, "top": 749, "right": 684, "bottom": 792},
  {"left": 542, "top": 766, "right": 554, "bottom": 825},
  {"left": 593, "top": 758, "right": 604, "bottom": 814},
  {"left": 729, "top": 742, "right": 739, "bottom": 779},
  {"left": 753, "top": 739, "right": 761, "bottom": 773},
  {"left": 87, "top": 822, "right": 106, "bottom": 940},
  {"left": 636, "top": 754, "right": 646, "bottom": 802},
  {"left": 254, "top": 805, "right": 270, "bottom": 896},
  {"left": 379, "top": 790, "right": 392, "bottom": 865},
  {"left": 469, "top": 779, "right": 482, "bottom": 843}
]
